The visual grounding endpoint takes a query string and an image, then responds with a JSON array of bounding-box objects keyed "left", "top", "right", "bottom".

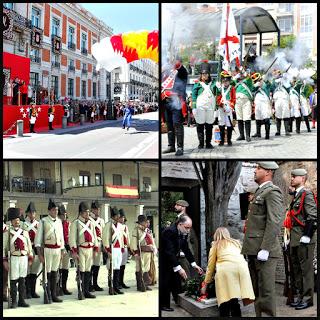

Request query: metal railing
[
  {"left": 10, "top": 176, "right": 56, "bottom": 194},
  {"left": 93, "top": 71, "right": 98, "bottom": 77},
  {"left": 4, "top": 7, "right": 32, "bottom": 30},
  {"left": 68, "top": 42, "right": 76, "bottom": 50},
  {"left": 30, "top": 55, "right": 41, "bottom": 63},
  {"left": 82, "top": 69, "right": 87, "bottom": 74},
  {"left": 52, "top": 61, "right": 60, "bottom": 68},
  {"left": 81, "top": 48, "right": 88, "bottom": 55},
  {"left": 68, "top": 65, "right": 75, "bottom": 71}
]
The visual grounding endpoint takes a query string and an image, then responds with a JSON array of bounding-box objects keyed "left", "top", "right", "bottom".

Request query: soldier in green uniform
[
  {"left": 242, "top": 161, "right": 286, "bottom": 317},
  {"left": 284, "top": 168, "right": 317, "bottom": 310},
  {"left": 234, "top": 69, "right": 254, "bottom": 142},
  {"left": 299, "top": 82, "right": 313, "bottom": 133}
]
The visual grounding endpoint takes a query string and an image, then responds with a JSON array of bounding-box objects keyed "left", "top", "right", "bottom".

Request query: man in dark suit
[{"left": 160, "top": 215, "right": 203, "bottom": 312}]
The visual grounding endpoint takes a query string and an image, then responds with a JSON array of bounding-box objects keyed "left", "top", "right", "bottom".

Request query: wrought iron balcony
[
  {"left": 81, "top": 48, "right": 88, "bottom": 55},
  {"left": 4, "top": 7, "right": 32, "bottom": 30},
  {"left": 30, "top": 55, "right": 41, "bottom": 63},
  {"left": 82, "top": 69, "right": 88, "bottom": 74},
  {"left": 68, "top": 42, "right": 76, "bottom": 50},
  {"left": 68, "top": 65, "right": 75, "bottom": 71},
  {"left": 52, "top": 61, "right": 60, "bottom": 68},
  {"left": 93, "top": 70, "right": 98, "bottom": 77},
  {"left": 10, "top": 176, "right": 56, "bottom": 194}
]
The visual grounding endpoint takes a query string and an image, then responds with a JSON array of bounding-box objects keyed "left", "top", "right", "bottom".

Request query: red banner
[
  {"left": 3, "top": 52, "right": 30, "bottom": 85},
  {"left": 3, "top": 104, "right": 64, "bottom": 135}
]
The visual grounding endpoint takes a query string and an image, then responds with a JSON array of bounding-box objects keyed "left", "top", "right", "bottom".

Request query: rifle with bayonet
[
  {"left": 108, "top": 220, "right": 115, "bottom": 295},
  {"left": 40, "top": 219, "right": 50, "bottom": 304},
  {"left": 76, "top": 220, "right": 85, "bottom": 300},
  {"left": 7, "top": 224, "right": 11, "bottom": 309},
  {"left": 243, "top": 41, "right": 254, "bottom": 69}
]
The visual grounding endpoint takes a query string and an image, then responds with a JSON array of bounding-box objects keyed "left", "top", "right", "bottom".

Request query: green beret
[
  {"left": 291, "top": 168, "right": 307, "bottom": 176},
  {"left": 256, "top": 161, "right": 279, "bottom": 170},
  {"left": 176, "top": 199, "right": 189, "bottom": 207}
]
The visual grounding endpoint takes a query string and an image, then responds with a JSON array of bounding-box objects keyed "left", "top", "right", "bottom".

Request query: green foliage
[
  {"left": 185, "top": 274, "right": 205, "bottom": 298},
  {"left": 267, "top": 34, "right": 296, "bottom": 55},
  {"left": 161, "top": 191, "right": 183, "bottom": 228}
]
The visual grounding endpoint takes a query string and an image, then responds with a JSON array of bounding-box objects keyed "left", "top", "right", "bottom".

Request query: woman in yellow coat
[{"left": 200, "top": 227, "right": 255, "bottom": 317}]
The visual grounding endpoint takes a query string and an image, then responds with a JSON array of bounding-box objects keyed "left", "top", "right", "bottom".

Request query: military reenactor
[
  {"left": 90, "top": 200, "right": 105, "bottom": 292},
  {"left": 28, "top": 102, "right": 38, "bottom": 133},
  {"left": 48, "top": 104, "right": 55, "bottom": 130},
  {"left": 3, "top": 207, "right": 33, "bottom": 308},
  {"left": 34, "top": 199, "right": 65, "bottom": 303},
  {"left": 299, "top": 81, "right": 313, "bottom": 133},
  {"left": 57, "top": 205, "right": 72, "bottom": 295},
  {"left": 191, "top": 62, "right": 219, "bottom": 149},
  {"left": 23, "top": 202, "right": 41, "bottom": 299},
  {"left": 242, "top": 162, "right": 286, "bottom": 317},
  {"left": 3, "top": 217, "right": 9, "bottom": 302},
  {"left": 234, "top": 67, "right": 254, "bottom": 142},
  {"left": 272, "top": 70, "right": 291, "bottom": 136},
  {"left": 146, "top": 219, "right": 157, "bottom": 286},
  {"left": 289, "top": 77, "right": 302, "bottom": 133},
  {"left": 119, "top": 209, "right": 130, "bottom": 289},
  {"left": 216, "top": 70, "right": 236, "bottom": 146},
  {"left": 70, "top": 201, "right": 98, "bottom": 299},
  {"left": 102, "top": 207, "right": 125, "bottom": 295},
  {"left": 131, "top": 215, "right": 155, "bottom": 292},
  {"left": 283, "top": 168, "right": 317, "bottom": 310},
  {"left": 161, "top": 56, "right": 188, "bottom": 156},
  {"left": 251, "top": 73, "right": 274, "bottom": 140}
]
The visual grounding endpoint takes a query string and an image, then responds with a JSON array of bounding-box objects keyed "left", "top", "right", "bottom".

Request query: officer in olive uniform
[
  {"left": 34, "top": 199, "right": 65, "bottom": 303},
  {"left": 131, "top": 215, "right": 155, "bottom": 292},
  {"left": 3, "top": 208, "right": 33, "bottom": 308},
  {"left": 57, "top": 205, "right": 72, "bottom": 295},
  {"left": 242, "top": 162, "right": 286, "bottom": 317},
  {"left": 285, "top": 168, "right": 317, "bottom": 310},
  {"left": 23, "top": 202, "right": 41, "bottom": 299},
  {"left": 90, "top": 200, "right": 105, "bottom": 292},
  {"left": 70, "top": 201, "right": 98, "bottom": 299},
  {"left": 102, "top": 207, "right": 124, "bottom": 295}
]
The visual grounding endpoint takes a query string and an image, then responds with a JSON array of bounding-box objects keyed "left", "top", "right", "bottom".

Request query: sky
[{"left": 81, "top": 3, "right": 159, "bottom": 34}]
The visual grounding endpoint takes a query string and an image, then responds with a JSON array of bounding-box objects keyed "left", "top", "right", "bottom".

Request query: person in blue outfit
[{"left": 122, "top": 101, "right": 134, "bottom": 131}]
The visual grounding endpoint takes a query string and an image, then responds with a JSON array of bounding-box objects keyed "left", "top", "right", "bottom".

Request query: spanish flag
[{"left": 105, "top": 184, "right": 139, "bottom": 199}]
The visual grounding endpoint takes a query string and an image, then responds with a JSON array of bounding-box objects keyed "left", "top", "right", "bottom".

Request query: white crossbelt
[
  {"left": 112, "top": 223, "right": 121, "bottom": 244},
  {"left": 161, "top": 69, "right": 178, "bottom": 92},
  {"left": 25, "top": 220, "right": 38, "bottom": 233},
  {"left": 139, "top": 229, "right": 147, "bottom": 244},
  {"left": 78, "top": 220, "right": 94, "bottom": 239},
  {"left": 45, "top": 219, "right": 57, "bottom": 239},
  {"left": 10, "top": 229, "right": 25, "bottom": 246},
  {"left": 222, "top": 85, "right": 231, "bottom": 103}
]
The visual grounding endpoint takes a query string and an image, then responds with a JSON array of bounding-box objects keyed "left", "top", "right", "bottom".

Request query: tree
[
  {"left": 193, "top": 161, "right": 242, "bottom": 251},
  {"left": 267, "top": 34, "right": 296, "bottom": 55},
  {"left": 160, "top": 191, "right": 183, "bottom": 228}
]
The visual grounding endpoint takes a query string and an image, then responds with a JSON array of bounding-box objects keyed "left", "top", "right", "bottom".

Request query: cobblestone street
[{"left": 161, "top": 121, "right": 317, "bottom": 159}]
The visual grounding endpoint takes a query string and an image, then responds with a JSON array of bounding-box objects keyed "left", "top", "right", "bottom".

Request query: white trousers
[
  {"left": 290, "top": 94, "right": 301, "bottom": 118},
  {"left": 60, "top": 250, "right": 71, "bottom": 269},
  {"left": 300, "top": 96, "right": 311, "bottom": 116},
  {"left": 10, "top": 255, "right": 28, "bottom": 280},
  {"left": 193, "top": 105, "right": 215, "bottom": 124},
  {"left": 28, "top": 253, "right": 42, "bottom": 275},
  {"left": 107, "top": 247, "right": 122, "bottom": 270},
  {"left": 254, "top": 92, "right": 272, "bottom": 120},
  {"left": 121, "top": 247, "right": 129, "bottom": 266},
  {"left": 274, "top": 92, "right": 290, "bottom": 119},
  {"left": 217, "top": 106, "right": 233, "bottom": 127},
  {"left": 44, "top": 247, "right": 61, "bottom": 273},
  {"left": 235, "top": 93, "right": 252, "bottom": 121},
  {"left": 78, "top": 247, "right": 93, "bottom": 272}
]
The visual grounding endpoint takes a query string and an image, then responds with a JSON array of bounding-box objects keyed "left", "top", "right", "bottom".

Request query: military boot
[
  {"left": 25, "top": 274, "right": 32, "bottom": 299},
  {"left": 18, "top": 278, "right": 30, "bottom": 307},
  {"left": 304, "top": 116, "right": 311, "bottom": 132},
  {"left": 84, "top": 272, "right": 96, "bottom": 298},
  {"left": 10, "top": 280, "right": 18, "bottom": 309},
  {"left": 264, "top": 119, "right": 270, "bottom": 140},
  {"left": 236, "top": 120, "right": 245, "bottom": 140},
  {"left": 284, "top": 118, "right": 291, "bottom": 136},
  {"left": 120, "top": 265, "right": 130, "bottom": 289},
  {"left": 244, "top": 120, "right": 251, "bottom": 142},
  {"left": 218, "top": 126, "right": 225, "bottom": 146},
  {"left": 61, "top": 269, "right": 72, "bottom": 295},
  {"left": 252, "top": 120, "right": 261, "bottom": 137},
  {"left": 113, "top": 270, "right": 124, "bottom": 294},
  {"left": 227, "top": 126, "right": 233, "bottom": 146},
  {"left": 295, "top": 117, "right": 301, "bottom": 134},
  {"left": 30, "top": 273, "right": 40, "bottom": 298},
  {"left": 50, "top": 271, "right": 62, "bottom": 303},
  {"left": 162, "top": 130, "right": 176, "bottom": 153},
  {"left": 143, "top": 272, "right": 152, "bottom": 291},
  {"left": 135, "top": 272, "right": 146, "bottom": 292},
  {"left": 205, "top": 123, "right": 214, "bottom": 148},
  {"left": 289, "top": 117, "right": 294, "bottom": 132},
  {"left": 196, "top": 123, "right": 205, "bottom": 149},
  {"left": 275, "top": 118, "right": 281, "bottom": 136},
  {"left": 175, "top": 124, "right": 184, "bottom": 156},
  {"left": 230, "top": 299, "right": 241, "bottom": 317},
  {"left": 92, "top": 266, "right": 104, "bottom": 291}
]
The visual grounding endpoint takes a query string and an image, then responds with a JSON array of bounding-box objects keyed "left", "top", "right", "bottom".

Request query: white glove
[
  {"left": 216, "top": 81, "right": 221, "bottom": 89},
  {"left": 257, "top": 249, "right": 269, "bottom": 261},
  {"left": 300, "top": 236, "right": 311, "bottom": 244}
]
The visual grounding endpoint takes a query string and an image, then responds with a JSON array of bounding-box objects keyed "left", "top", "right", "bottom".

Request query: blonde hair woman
[{"left": 200, "top": 227, "right": 255, "bottom": 317}]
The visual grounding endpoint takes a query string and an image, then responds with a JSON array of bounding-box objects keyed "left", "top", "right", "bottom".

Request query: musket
[
  {"left": 41, "top": 218, "right": 50, "bottom": 304},
  {"left": 265, "top": 57, "right": 278, "bottom": 75},
  {"left": 243, "top": 41, "right": 254, "bottom": 69},
  {"left": 108, "top": 221, "right": 115, "bottom": 295},
  {"left": 7, "top": 224, "right": 11, "bottom": 309},
  {"left": 285, "top": 63, "right": 292, "bottom": 73},
  {"left": 76, "top": 220, "right": 85, "bottom": 300},
  {"left": 137, "top": 226, "right": 146, "bottom": 292}
]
